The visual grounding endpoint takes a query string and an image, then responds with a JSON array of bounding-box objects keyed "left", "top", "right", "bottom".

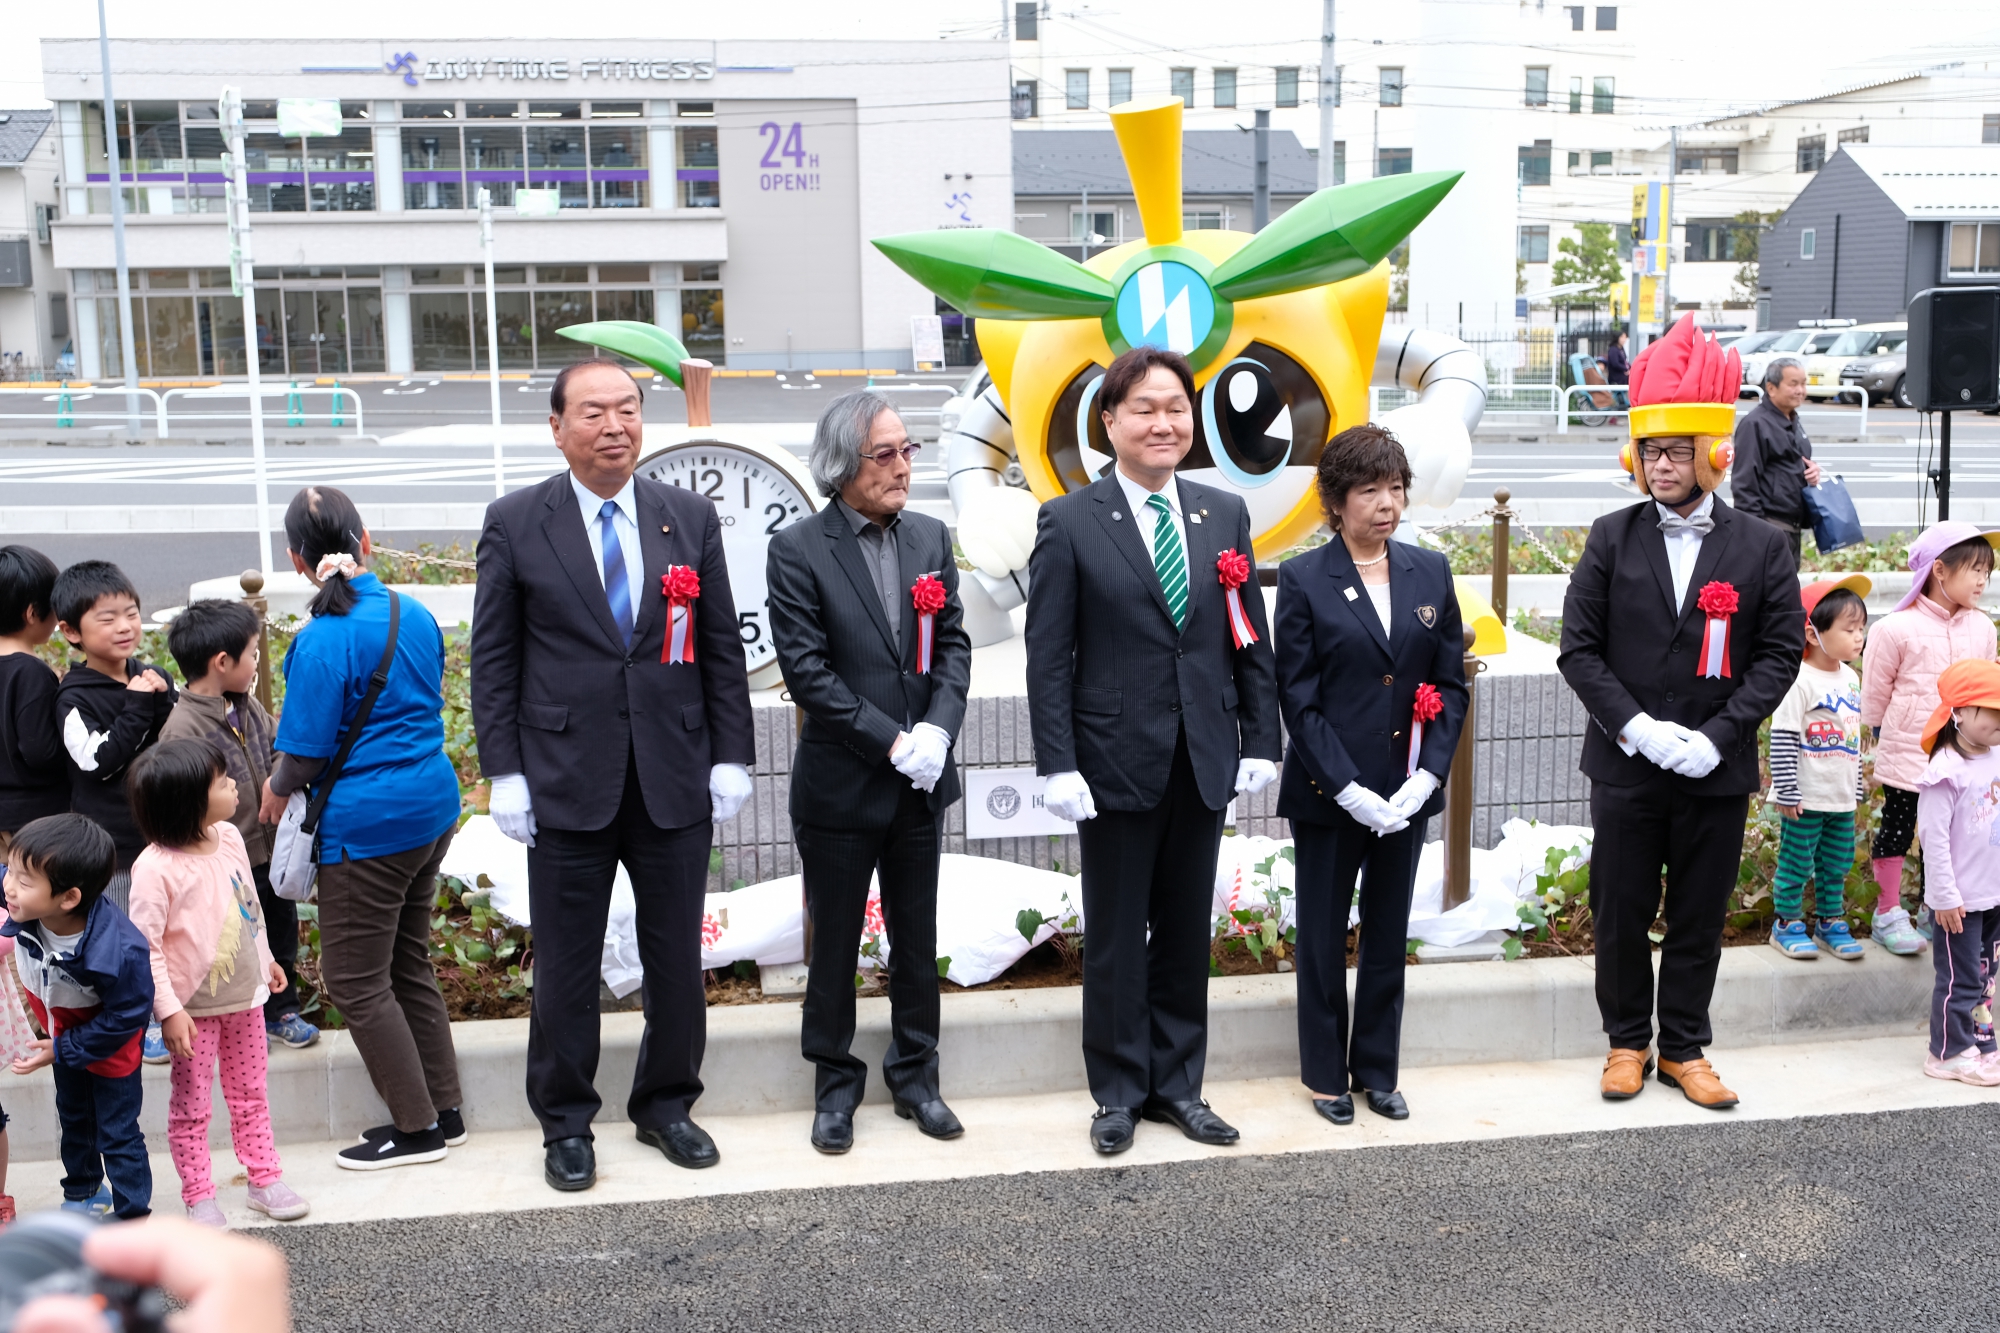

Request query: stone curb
[{"left": 0, "top": 942, "right": 1932, "bottom": 1161}]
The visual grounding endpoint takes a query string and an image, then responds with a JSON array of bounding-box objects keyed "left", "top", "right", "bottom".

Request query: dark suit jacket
[
  {"left": 766, "top": 503, "right": 971, "bottom": 829},
  {"left": 469, "top": 471, "right": 756, "bottom": 832},
  {"left": 1274, "top": 537, "right": 1469, "bottom": 827},
  {"left": 1024, "top": 472, "right": 1280, "bottom": 813},
  {"left": 1557, "top": 496, "right": 1804, "bottom": 796}
]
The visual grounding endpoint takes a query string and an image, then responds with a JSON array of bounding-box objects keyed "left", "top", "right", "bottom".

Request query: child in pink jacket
[
  {"left": 1860, "top": 522, "right": 1999, "bottom": 954},
  {"left": 125, "top": 738, "right": 309, "bottom": 1228}
]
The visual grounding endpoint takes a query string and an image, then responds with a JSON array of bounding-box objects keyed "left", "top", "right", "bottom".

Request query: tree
[
  {"left": 1730, "top": 209, "right": 1780, "bottom": 304},
  {"left": 1549, "top": 222, "right": 1624, "bottom": 307}
]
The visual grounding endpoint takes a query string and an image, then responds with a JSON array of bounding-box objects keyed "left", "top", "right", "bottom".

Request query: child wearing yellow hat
[{"left": 1916, "top": 658, "right": 2000, "bottom": 1086}]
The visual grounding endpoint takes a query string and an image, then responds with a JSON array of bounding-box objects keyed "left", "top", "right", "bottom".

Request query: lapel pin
[
  {"left": 1201, "top": 508, "right": 1209, "bottom": 516},
  {"left": 1418, "top": 605, "right": 1437, "bottom": 627},
  {"left": 661, "top": 525, "right": 671, "bottom": 534},
  {"left": 1190, "top": 513, "right": 1203, "bottom": 525},
  {"left": 1344, "top": 586, "right": 1359, "bottom": 602},
  {"left": 1112, "top": 510, "right": 1123, "bottom": 521}
]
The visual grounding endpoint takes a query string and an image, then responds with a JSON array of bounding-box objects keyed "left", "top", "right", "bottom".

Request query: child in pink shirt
[
  {"left": 1915, "top": 660, "right": 2000, "bottom": 1086},
  {"left": 126, "top": 738, "right": 309, "bottom": 1227}
]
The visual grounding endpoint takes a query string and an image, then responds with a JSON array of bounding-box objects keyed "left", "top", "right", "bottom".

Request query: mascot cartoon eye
[
  {"left": 1048, "top": 364, "right": 1110, "bottom": 490},
  {"left": 1193, "top": 344, "right": 1329, "bottom": 489}
]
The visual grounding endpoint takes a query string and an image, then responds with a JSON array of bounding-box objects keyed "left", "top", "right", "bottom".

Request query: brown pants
[{"left": 317, "top": 828, "right": 463, "bottom": 1132}]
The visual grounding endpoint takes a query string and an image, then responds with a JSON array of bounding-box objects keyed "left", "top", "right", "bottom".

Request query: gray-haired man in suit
[
  {"left": 1024, "top": 346, "right": 1281, "bottom": 1155},
  {"left": 767, "top": 391, "right": 973, "bottom": 1155}
]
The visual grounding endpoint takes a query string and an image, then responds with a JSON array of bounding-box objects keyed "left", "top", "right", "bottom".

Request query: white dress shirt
[
  {"left": 1658, "top": 490, "right": 1714, "bottom": 615},
  {"left": 571, "top": 471, "right": 643, "bottom": 630},
  {"left": 1114, "top": 465, "right": 1188, "bottom": 569}
]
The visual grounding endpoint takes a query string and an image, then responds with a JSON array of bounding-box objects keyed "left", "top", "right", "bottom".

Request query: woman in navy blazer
[{"left": 1275, "top": 424, "right": 1469, "bottom": 1125}]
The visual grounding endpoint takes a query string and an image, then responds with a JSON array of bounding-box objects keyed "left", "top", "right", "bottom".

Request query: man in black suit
[
  {"left": 1559, "top": 329, "right": 1803, "bottom": 1111},
  {"left": 470, "top": 359, "right": 756, "bottom": 1191},
  {"left": 1025, "top": 346, "right": 1281, "bottom": 1155},
  {"left": 767, "top": 391, "right": 972, "bottom": 1155}
]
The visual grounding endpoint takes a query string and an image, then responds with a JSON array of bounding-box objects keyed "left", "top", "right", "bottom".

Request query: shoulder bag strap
[{"left": 301, "top": 591, "right": 402, "bottom": 836}]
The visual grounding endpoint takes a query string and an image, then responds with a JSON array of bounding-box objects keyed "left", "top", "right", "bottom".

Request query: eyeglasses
[
  {"left": 1638, "top": 442, "right": 1697, "bottom": 463},
  {"left": 862, "top": 443, "right": 921, "bottom": 466}
]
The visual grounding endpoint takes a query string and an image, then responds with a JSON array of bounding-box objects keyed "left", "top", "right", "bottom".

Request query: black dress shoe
[
  {"left": 894, "top": 1098, "right": 964, "bottom": 1140},
  {"left": 635, "top": 1120, "right": 720, "bottom": 1170},
  {"left": 810, "top": 1110, "right": 854, "bottom": 1155},
  {"left": 1090, "top": 1106, "right": 1138, "bottom": 1155},
  {"left": 544, "top": 1135, "right": 596, "bottom": 1192},
  {"left": 1141, "top": 1097, "right": 1241, "bottom": 1145},
  {"left": 1313, "top": 1094, "right": 1355, "bottom": 1125},
  {"left": 1363, "top": 1089, "right": 1409, "bottom": 1121}
]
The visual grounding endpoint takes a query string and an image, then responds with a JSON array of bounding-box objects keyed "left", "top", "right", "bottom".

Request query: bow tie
[{"left": 1658, "top": 510, "right": 1714, "bottom": 537}]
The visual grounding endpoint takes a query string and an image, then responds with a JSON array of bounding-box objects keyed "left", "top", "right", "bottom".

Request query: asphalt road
[{"left": 266, "top": 1104, "right": 1995, "bottom": 1332}]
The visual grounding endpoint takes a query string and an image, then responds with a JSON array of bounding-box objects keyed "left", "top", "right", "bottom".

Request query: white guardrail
[
  {"left": 0, "top": 384, "right": 364, "bottom": 439},
  {"left": 158, "top": 385, "right": 365, "bottom": 439},
  {"left": 1369, "top": 381, "right": 1874, "bottom": 437},
  {"left": 0, "top": 385, "right": 167, "bottom": 434}
]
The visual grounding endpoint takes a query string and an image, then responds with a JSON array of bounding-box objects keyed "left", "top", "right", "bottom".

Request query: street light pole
[
  {"left": 221, "top": 88, "right": 273, "bottom": 577},
  {"left": 95, "top": 0, "right": 141, "bottom": 434},
  {"left": 480, "top": 187, "right": 504, "bottom": 497},
  {"left": 1317, "top": 0, "right": 1337, "bottom": 190},
  {"left": 1253, "top": 108, "right": 1270, "bottom": 230}
]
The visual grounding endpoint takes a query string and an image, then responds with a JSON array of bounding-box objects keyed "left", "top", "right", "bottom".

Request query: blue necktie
[{"left": 599, "top": 499, "right": 634, "bottom": 648}]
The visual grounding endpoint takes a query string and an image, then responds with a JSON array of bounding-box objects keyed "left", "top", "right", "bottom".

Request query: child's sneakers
[
  {"left": 141, "top": 1019, "right": 169, "bottom": 1065},
  {"left": 1924, "top": 1046, "right": 2000, "bottom": 1086},
  {"left": 1812, "top": 918, "right": 1866, "bottom": 960},
  {"left": 1874, "top": 906, "right": 1929, "bottom": 955},
  {"left": 1769, "top": 918, "right": 1818, "bottom": 958},
  {"left": 335, "top": 1123, "right": 448, "bottom": 1171},
  {"left": 246, "top": 1181, "right": 310, "bottom": 1222},
  {"left": 186, "top": 1198, "right": 229, "bottom": 1230},
  {"left": 266, "top": 1013, "right": 320, "bottom": 1050},
  {"left": 59, "top": 1184, "right": 113, "bottom": 1216}
]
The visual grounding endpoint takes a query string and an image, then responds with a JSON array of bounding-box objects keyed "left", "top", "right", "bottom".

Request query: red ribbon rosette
[
  {"left": 1694, "top": 580, "right": 1737, "bottom": 679},
  {"left": 661, "top": 565, "right": 701, "bottom": 664},
  {"left": 1408, "top": 682, "right": 1444, "bottom": 776},
  {"left": 911, "top": 573, "right": 948, "bottom": 673},
  {"left": 1217, "top": 549, "right": 1259, "bottom": 649}
]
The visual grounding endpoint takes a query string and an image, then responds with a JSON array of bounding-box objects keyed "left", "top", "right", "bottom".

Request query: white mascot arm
[
  {"left": 943, "top": 377, "right": 1037, "bottom": 611},
  {"left": 1372, "top": 326, "right": 1488, "bottom": 511}
]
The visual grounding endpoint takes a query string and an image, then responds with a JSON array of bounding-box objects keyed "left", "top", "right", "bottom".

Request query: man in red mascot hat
[{"left": 1558, "top": 315, "right": 1806, "bottom": 1110}]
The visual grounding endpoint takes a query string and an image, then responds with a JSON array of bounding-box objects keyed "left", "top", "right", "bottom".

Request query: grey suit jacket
[
  {"left": 766, "top": 503, "right": 971, "bottom": 829},
  {"left": 1024, "top": 472, "right": 1281, "bottom": 813}
]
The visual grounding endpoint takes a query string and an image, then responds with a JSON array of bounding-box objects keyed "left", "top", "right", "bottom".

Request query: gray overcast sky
[{"left": 5, "top": 0, "right": 1997, "bottom": 119}]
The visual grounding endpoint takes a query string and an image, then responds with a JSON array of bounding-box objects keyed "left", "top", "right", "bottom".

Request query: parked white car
[
  {"left": 1740, "top": 327, "right": 1847, "bottom": 395},
  {"left": 1803, "top": 323, "right": 1906, "bottom": 402}
]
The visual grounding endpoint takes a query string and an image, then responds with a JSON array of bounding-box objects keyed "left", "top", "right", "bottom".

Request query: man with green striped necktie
[{"left": 1024, "top": 346, "right": 1282, "bottom": 1158}]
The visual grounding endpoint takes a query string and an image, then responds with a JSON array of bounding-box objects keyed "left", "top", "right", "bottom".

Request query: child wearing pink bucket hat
[{"left": 1859, "top": 522, "right": 2000, "bottom": 955}]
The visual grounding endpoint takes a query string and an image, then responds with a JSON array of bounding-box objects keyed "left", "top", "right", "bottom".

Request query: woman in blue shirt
[{"left": 264, "top": 485, "right": 465, "bottom": 1172}]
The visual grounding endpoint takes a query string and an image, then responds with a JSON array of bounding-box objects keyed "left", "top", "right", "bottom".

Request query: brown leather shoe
[
  {"left": 1600, "top": 1048, "right": 1653, "bottom": 1100},
  {"left": 1657, "top": 1057, "right": 1739, "bottom": 1110}
]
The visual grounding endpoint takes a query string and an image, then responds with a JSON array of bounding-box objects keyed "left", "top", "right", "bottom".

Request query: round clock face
[{"left": 637, "top": 440, "right": 818, "bottom": 687}]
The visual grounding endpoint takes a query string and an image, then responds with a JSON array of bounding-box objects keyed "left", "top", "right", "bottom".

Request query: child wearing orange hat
[
  {"left": 1915, "top": 659, "right": 2000, "bottom": 1086},
  {"left": 1766, "top": 577, "right": 1869, "bottom": 961}
]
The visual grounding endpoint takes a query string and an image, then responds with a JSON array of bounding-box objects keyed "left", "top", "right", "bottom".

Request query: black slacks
[
  {"left": 795, "top": 783, "right": 943, "bottom": 1112},
  {"left": 1292, "top": 817, "right": 1423, "bottom": 1095},
  {"left": 1075, "top": 728, "right": 1226, "bottom": 1110},
  {"left": 525, "top": 756, "right": 712, "bottom": 1142},
  {"left": 1589, "top": 775, "right": 1750, "bottom": 1062}
]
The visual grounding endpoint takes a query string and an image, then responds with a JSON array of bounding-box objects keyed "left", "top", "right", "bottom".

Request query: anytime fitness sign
[{"left": 414, "top": 56, "right": 717, "bottom": 83}]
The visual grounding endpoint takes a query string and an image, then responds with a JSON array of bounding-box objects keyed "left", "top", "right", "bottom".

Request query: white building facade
[
  {"left": 39, "top": 38, "right": 1013, "bottom": 379},
  {"left": 0, "top": 110, "right": 62, "bottom": 375}
]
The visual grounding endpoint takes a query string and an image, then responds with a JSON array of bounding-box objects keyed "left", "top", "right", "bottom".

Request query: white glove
[
  {"left": 1042, "top": 770, "right": 1097, "bottom": 823},
  {"left": 955, "top": 486, "right": 1041, "bottom": 581},
  {"left": 1387, "top": 770, "right": 1441, "bottom": 821},
  {"left": 709, "top": 762, "right": 754, "bottom": 824},
  {"left": 1234, "top": 758, "right": 1278, "bottom": 796},
  {"left": 1668, "top": 731, "right": 1722, "bottom": 779},
  {"left": 1621, "top": 712, "right": 1697, "bottom": 771},
  {"left": 890, "top": 722, "right": 953, "bottom": 793},
  {"left": 488, "top": 773, "right": 537, "bottom": 848},
  {"left": 1334, "top": 782, "right": 1410, "bottom": 836}
]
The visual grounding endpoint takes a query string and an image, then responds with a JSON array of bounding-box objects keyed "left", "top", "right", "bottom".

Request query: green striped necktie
[{"left": 1147, "top": 492, "right": 1188, "bottom": 630}]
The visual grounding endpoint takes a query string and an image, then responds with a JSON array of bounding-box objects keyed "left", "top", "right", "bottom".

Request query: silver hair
[
  {"left": 1762, "top": 356, "right": 1805, "bottom": 390},
  {"left": 808, "top": 390, "right": 902, "bottom": 499}
]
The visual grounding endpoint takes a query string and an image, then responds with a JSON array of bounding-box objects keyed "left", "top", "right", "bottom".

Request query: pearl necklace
[{"left": 1351, "top": 550, "right": 1389, "bottom": 568}]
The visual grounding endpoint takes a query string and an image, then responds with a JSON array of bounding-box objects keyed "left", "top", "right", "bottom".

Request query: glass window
[
  {"left": 677, "top": 126, "right": 719, "bottom": 208},
  {"left": 1837, "top": 126, "right": 1869, "bottom": 145},
  {"left": 1066, "top": 70, "right": 1089, "bottom": 111},
  {"left": 242, "top": 101, "right": 277, "bottom": 121},
  {"left": 1949, "top": 223, "right": 2000, "bottom": 275},
  {"left": 590, "top": 102, "right": 643, "bottom": 119},
  {"left": 1595, "top": 6, "right": 1617, "bottom": 29},
  {"left": 1275, "top": 68, "right": 1299, "bottom": 108},
  {"left": 93, "top": 298, "right": 124, "bottom": 378},
  {"left": 1684, "top": 219, "right": 1750, "bottom": 262},
  {"left": 492, "top": 266, "right": 527, "bottom": 284},
  {"left": 597, "top": 264, "right": 651, "bottom": 282},
  {"left": 1331, "top": 140, "right": 1345, "bottom": 184},
  {"left": 534, "top": 290, "right": 595, "bottom": 363},
  {"left": 1797, "top": 134, "right": 1826, "bottom": 172},
  {"left": 1517, "top": 226, "right": 1549, "bottom": 263},
  {"left": 184, "top": 126, "right": 226, "bottom": 173},
  {"left": 1986, "top": 114, "right": 2000, "bottom": 144},
  {"left": 680, "top": 288, "right": 724, "bottom": 359},
  {"left": 348, "top": 288, "right": 386, "bottom": 372},
  {"left": 464, "top": 102, "right": 520, "bottom": 120},
  {"left": 464, "top": 125, "right": 524, "bottom": 208},
  {"left": 411, "top": 267, "right": 466, "bottom": 285},
  {"left": 403, "top": 127, "right": 463, "bottom": 210},
  {"left": 1377, "top": 147, "right": 1412, "bottom": 176},
  {"left": 1525, "top": 67, "right": 1548, "bottom": 107},
  {"left": 252, "top": 288, "right": 283, "bottom": 373},
  {"left": 1677, "top": 148, "right": 1739, "bottom": 175},
  {"left": 410, "top": 293, "right": 472, "bottom": 371},
  {"left": 1109, "top": 69, "right": 1133, "bottom": 105},
  {"left": 1213, "top": 69, "right": 1238, "bottom": 109},
  {"left": 683, "top": 263, "right": 721, "bottom": 282},
  {"left": 308, "top": 127, "right": 376, "bottom": 212},
  {"left": 146, "top": 270, "right": 189, "bottom": 289},
  {"left": 1800, "top": 228, "right": 1816, "bottom": 260},
  {"left": 1592, "top": 77, "right": 1615, "bottom": 114},
  {"left": 340, "top": 102, "right": 371, "bottom": 120},
  {"left": 1182, "top": 212, "right": 1223, "bottom": 231},
  {"left": 479, "top": 290, "right": 535, "bottom": 370},
  {"left": 1379, "top": 68, "right": 1404, "bottom": 107},
  {"left": 402, "top": 102, "right": 457, "bottom": 120},
  {"left": 1518, "top": 140, "right": 1551, "bottom": 187},
  {"left": 144, "top": 296, "right": 201, "bottom": 376},
  {"left": 183, "top": 102, "right": 219, "bottom": 122},
  {"left": 1073, "top": 209, "right": 1117, "bottom": 241},
  {"left": 1170, "top": 69, "right": 1195, "bottom": 105},
  {"left": 1012, "top": 81, "right": 1038, "bottom": 120},
  {"left": 677, "top": 102, "right": 714, "bottom": 118},
  {"left": 589, "top": 123, "right": 647, "bottom": 208},
  {"left": 1013, "top": 0, "right": 1038, "bottom": 40},
  {"left": 537, "top": 267, "right": 589, "bottom": 283},
  {"left": 527, "top": 102, "right": 582, "bottom": 120},
  {"left": 200, "top": 294, "right": 244, "bottom": 376},
  {"left": 593, "top": 289, "right": 654, "bottom": 329},
  {"left": 191, "top": 269, "right": 231, "bottom": 288},
  {"left": 1569, "top": 76, "right": 1582, "bottom": 114},
  {"left": 243, "top": 133, "right": 306, "bottom": 213},
  {"left": 346, "top": 267, "right": 381, "bottom": 278},
  {"left": 1591, "top": 150, "right": 1613, "bottom": 171},
  {"left": 125, "top": 102, "right": 183, "bottom": 171},
  {"left": 1567, "top": 6, "right": 1584, "bottom": 29}
]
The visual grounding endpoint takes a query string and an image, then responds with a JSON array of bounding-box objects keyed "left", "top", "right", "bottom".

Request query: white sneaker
[
  {"left": 1924, "top": 1046, "right": 2000, "bottom": 1086},
  {"left": 1873, "top": 907, "right": 1929, "bottom": 956},
  {"left": 186, "top": 1197, "right": 229, "bottom": 1229}
]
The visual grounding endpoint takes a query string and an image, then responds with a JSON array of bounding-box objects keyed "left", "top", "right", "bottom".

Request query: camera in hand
[{"left": 0, "top": 1212, "right": 166, "bottom": 1332}]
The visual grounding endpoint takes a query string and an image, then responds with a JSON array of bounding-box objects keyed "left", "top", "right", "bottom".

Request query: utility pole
[
  {"left": 1664, "top": 125, "right": 1678, "bottom": 322},
  {"left": 1079, "top": 185, "right": 1090, "bottom": 260},
  {"left": 1253, "top": 109, "right": 1271, "bottom": 230},
  {"left": 221, "top": 88, "right": 273, "bottom": 577},
  {"left": 1317, "top": 0, "right": 1337, "bottom": 190},
  {"left": 480, "top": 187, "right": 504, "bottom": 497},
  {"left": 95, "top": 0, "right": 140, "bottom": 433}
]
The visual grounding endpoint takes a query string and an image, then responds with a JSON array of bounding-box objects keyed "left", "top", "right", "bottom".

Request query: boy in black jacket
[{"left": 51, "top": 561, "right": 176, "bottom": 909}]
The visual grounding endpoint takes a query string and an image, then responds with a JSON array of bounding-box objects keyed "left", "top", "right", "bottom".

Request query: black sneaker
[
  {"left": 358, "top": 1107, "right": 466, "bottom": 1147},
  {"left": 336, "top": 1124, "right": 448, "bottom": 1171}
]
